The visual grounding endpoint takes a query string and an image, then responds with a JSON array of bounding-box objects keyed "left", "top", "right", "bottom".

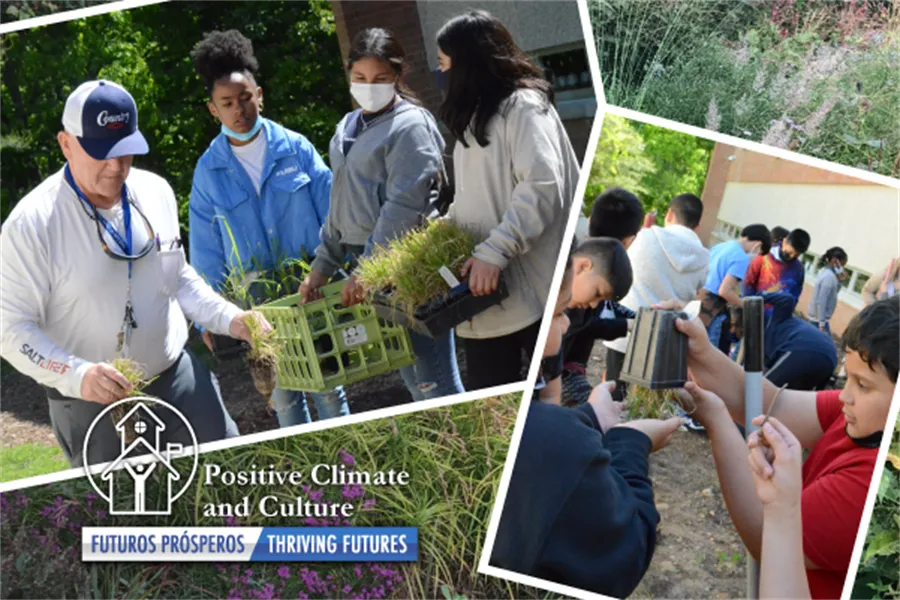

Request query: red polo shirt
[{"left": 802, "top": 390, "right": 878, "bottom": 599}]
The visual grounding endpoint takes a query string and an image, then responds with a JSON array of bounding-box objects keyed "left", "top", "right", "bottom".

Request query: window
[
  {"left": 534, "top": 47, "right": 592, "bottom": 92},
  {"left": 853, "top": 272, "right": 871, "bottom": 295}
]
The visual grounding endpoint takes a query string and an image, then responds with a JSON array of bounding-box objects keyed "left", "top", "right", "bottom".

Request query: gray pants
[{"left": 45, "top": 349, "right": 239, "bottom": 468}]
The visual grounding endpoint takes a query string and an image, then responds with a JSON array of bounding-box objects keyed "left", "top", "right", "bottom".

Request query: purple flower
[
  {"left": 338, "top": 449, "right": 356, "bottom": 466},
  {"left": 308, "top": 489, "right": 324, "bottom": 502},
  {"left": 277, "top": 566, "right": 291, "bottom": 578},
  {"left": 302, "top": 517, "right": 319, "bottom": 526},
  {"left": 342, "top": 484, "right": 364, "bottom": 499},
  {"left": 362, "top": 498, "right": 377, "bottom": 511},
  {"left": 297, "top": 593, "right": 309, "bottom": 600},
  {"left": 245, "top": 568, "right": 254, "bottom": 576},
  {"left": 354, "top": 565, "right": 363, "bottom": 578},
  {"left": 343, "top": 585, "right": 353, "bottom": 594}
]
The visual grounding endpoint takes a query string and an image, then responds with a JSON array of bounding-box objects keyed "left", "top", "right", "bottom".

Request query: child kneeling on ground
[{"left": 490, "top": 252, "right": 684, "bottom": 598}]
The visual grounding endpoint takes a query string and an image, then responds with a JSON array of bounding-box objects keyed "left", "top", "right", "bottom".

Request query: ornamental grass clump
[
  {"left": 109, "top": 358, "right": 157, "bottom": 445},
  {"left": 245, "top": 313, "right": 281, "bottom": 402},
  {"left": 356, "top": 220, "right": 478, "bottom": 318},
  {"left": 624, "top": 385, "right": 696, "bottom": 421}
]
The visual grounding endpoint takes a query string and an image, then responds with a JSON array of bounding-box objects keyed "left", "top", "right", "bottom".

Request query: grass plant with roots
[
  {"left": 356, "top": 220, "right": 478, "bottom": 319},
  {"left": 108, "top": 358, "right": 158, "bottom": 445}
]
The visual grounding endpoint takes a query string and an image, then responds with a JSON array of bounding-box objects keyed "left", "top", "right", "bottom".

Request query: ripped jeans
[
  {"left": 398, "top": 329, "right": 465, "bottom": 401},
  {"left": 270, "top": 387, "right": 349, "bottom": 427}
]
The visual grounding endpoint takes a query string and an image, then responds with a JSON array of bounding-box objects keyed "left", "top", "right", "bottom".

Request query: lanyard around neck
[{"left": 64, "top": 164, "right": 134, "bottom": 279}]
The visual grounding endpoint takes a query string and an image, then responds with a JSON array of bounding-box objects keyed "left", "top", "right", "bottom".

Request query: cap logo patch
[{"left": 97, "top": 110, "right": 130, "bottom": 129}]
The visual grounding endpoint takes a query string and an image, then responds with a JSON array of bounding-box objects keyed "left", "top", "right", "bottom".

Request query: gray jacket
[
  {"left": 312, "top": 100, "right": 443, "bottom": 276},
  {"left": 808, "top": 267, "right": 840, "bottom": 322},
  {"left": 449, "top": 89, "right": 579, "bottom": 339}
]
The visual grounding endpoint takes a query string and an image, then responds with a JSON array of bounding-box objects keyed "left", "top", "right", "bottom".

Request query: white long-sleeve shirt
[{"left": 1, "top": 167, "right": 241, "bottom": 399}]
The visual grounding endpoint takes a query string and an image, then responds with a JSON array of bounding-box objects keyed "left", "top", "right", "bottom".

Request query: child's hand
[
  {"left": 616, "top": 416, "right": 684, "bottom": 452},
  {"left": 747, "top": 416, "right": 803, "bottom": 511},
  {"left": 680, "top": 381, "right": 727, "bottom": 426},
  {"left": 674, "top": 317, "right": 720, "bottom": 388},
  {"left": 588, "top": 381, "right": 623, "bottom": 433}
]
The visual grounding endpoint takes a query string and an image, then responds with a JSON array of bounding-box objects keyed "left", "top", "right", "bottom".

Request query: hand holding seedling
[
  {"left": 673, "top": 315, "right": 720, "bottom": 390},
  {"left": 340, "top": 275, "right": 367, "bottom": 307},
  {"left": 588, "top": 381, "right": 623, "bottom": 433},
  {"left": 229, "top": 311, "right": 273, "bottom": 344},
  {"left": 461, "top": 257, "right": 500, "bottom": 296},
  {"left": 616, "top": 416, "right": 685, "bottom": 452},
  {"left": 748, "top": 416, "right": 803, "bottom": 511},
  {"left": 298, "top": 269, "right": 328, "bottom": 304},
  {"left": 80, "top": 363, "right": 133, "bottom": 404}
]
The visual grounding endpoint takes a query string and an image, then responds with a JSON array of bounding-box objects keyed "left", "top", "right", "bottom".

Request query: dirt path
[{"left": 584, "top": 346, "right": 747, "bottom": 599}]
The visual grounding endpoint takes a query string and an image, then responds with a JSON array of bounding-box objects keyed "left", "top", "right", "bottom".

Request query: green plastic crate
[{"left": 255, "top": 280, "right": 416, "bottom": 393}]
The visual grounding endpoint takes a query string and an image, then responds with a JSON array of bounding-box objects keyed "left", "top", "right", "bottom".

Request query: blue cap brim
[{"left": 78, "top": 129, "right": 149, "bottom": 161}]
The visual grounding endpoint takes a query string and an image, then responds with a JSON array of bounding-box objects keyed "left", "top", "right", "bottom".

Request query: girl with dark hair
[
  {"left": 436, "top": 10, "right": 580, "bottom": 389},
  {"left": 299, "top": 27, "right": 464, "bottom": 401},
  {"left": 188, "top": 29, "right": 349, "bottom": 427},
  {"left": 808, "top": 247, "right": 848, "bottom": 333}
]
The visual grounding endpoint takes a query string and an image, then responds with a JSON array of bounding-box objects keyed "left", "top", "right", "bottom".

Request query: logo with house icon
[{"left": 83, "top": 397, "right": 199, "bottom": 516}]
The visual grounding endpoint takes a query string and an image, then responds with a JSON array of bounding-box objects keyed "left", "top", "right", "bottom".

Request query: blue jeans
[
  {"left": 270, "top": 386, "right": 349, "bottom": 427},
  {"left": 399, "top": 330, "right": 465, "bottom": 401}
]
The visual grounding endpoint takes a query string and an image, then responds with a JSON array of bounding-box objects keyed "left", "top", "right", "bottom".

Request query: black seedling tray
[
  {"left": 371, "top": 278, "right": 509, "bottom": 339},
  {"left": 620, "top": 308, "right": 689, "bottom": 390},
  {"left": 210, "top": 333, "right": 250, "bottom": 360}
]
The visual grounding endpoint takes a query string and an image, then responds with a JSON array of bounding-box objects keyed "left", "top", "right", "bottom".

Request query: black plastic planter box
[
  {"left": 620, "top": 307, "right": 689, "bottom": 390},
  {"left": 210, "top": 333, "right": 250, "bottom": 360},
  {"left": 371, "top": 278, "right": 509, "bottom": 338}
]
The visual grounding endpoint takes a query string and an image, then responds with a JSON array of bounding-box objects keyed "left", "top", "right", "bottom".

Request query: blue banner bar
[{"left": 250, "top": 527, "right": 418, "bottom": 562}]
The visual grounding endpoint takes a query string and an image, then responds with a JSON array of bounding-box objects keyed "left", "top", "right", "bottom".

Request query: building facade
[{"left": 700, "top": 145, "right": 900, "bottom": 334}]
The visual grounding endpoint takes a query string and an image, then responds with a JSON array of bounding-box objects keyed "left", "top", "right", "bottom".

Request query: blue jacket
[{"left": 189, "top": 118, "right": 332, "bottom": 292}]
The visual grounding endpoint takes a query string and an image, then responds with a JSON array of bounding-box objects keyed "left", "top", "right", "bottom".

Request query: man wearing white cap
[{"left": 0, "top": 80, "right": 266, "bottom": 467}]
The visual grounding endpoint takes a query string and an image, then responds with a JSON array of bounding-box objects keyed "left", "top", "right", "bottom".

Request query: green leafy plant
[
  {"left": 585, "top": 114, "right": 714, "bottom": 223},
  {"left": 853, "top": 427, "right": 900, "bottom": 599},
  {"left": 356, "top": 220, "right": 478, "bottom": 318}
]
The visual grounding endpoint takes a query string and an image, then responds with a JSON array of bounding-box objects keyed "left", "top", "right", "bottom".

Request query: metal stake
[{"left": 743, "top": 296, "right": 765, "bottom": 600}]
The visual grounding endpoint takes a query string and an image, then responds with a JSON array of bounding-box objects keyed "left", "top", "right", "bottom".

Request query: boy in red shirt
[{"left": 676, "top": 295, "right": 898, "bottom": 599}]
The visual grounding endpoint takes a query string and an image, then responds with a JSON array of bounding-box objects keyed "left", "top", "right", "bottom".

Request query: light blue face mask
[{"left": 222, "top": 116, "right": 264, "bottom": 142}]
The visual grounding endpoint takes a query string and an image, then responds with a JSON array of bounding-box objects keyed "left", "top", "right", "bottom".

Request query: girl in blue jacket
[
  {"left": 299, "top": 28, "right": 464, "bottom": 401},
  {"left": 188, "top": 30, "right": 348, "bottom": 427}
]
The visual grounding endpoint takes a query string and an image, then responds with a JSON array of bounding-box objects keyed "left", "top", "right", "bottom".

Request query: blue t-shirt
[{"left": 704, "top": 240, "right": 750, "bottom": 296}]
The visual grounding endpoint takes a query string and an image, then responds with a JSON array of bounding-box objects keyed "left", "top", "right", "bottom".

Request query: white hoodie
[{"left": 604, "top": 224, "right": 710, "bottom": 354}]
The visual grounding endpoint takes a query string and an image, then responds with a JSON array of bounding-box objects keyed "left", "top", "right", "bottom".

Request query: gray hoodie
[
  {"left": 449, "top": 89, "right": 579, "bottom": 339},
  {"left": 312, "top": 100, "right": 443, "bottom": 276},
  {"left": 605, "top": 224, "right": 710, "bottom": 353}
]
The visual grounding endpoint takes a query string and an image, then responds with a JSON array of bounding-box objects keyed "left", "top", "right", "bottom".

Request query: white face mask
[
  {"left": 350, "top": 82, "right": 396, "bottom": 113},
  {"left": 833, "top": 264, "right": 844, "bottom": 274}
]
